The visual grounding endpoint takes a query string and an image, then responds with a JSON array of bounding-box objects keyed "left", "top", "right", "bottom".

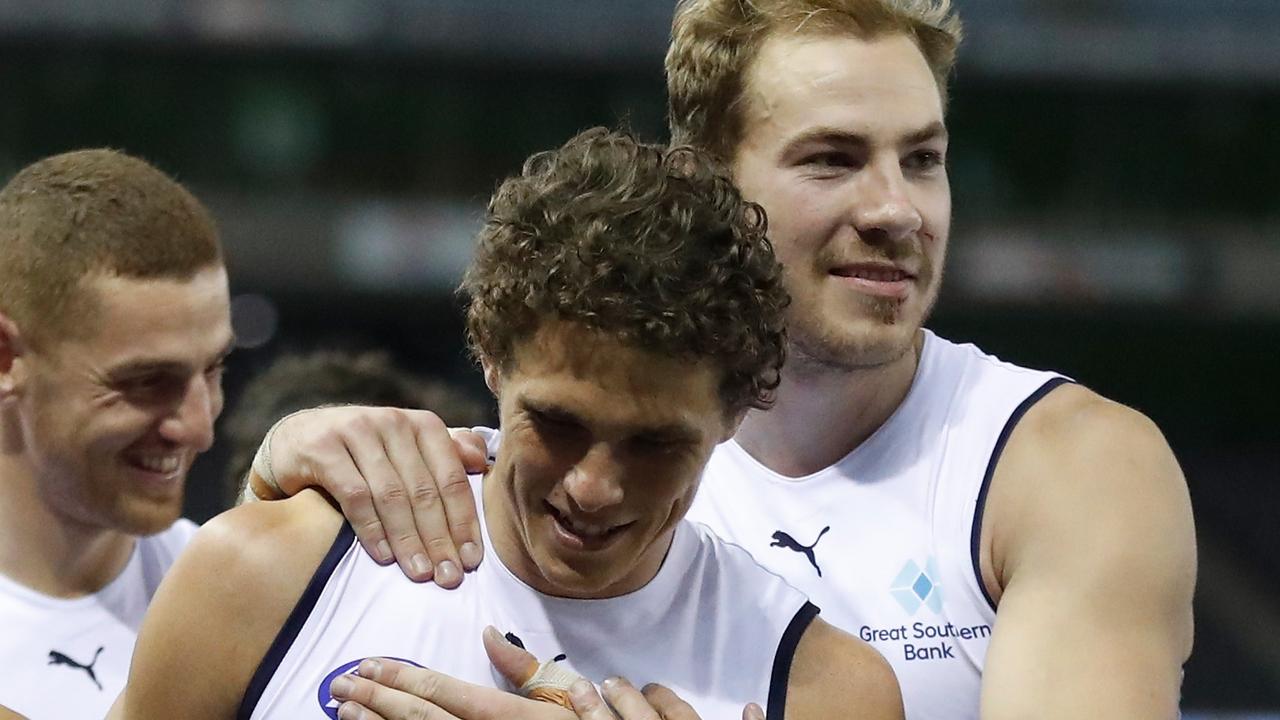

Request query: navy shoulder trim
[
  {"left": 970, "top": 377, "right": 1072, "bottom": 611},
  {"left": 237, "top": 522, "right": 356, "bottom": 719},
  {"left": 767, "top": 601, "right": 821, "bottom": 720}
]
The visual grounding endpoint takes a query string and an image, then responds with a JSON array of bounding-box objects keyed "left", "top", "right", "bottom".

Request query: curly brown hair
[
  {"left": 667, "top": 0, "right": 963, "bottom": 162},
  {"left": 0, "top": 149, "right": 221, "bottom": 348},
  {"left": 462, "top": 127, "right": 788, "bottom": 416}
]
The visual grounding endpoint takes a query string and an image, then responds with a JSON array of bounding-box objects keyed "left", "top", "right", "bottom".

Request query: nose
[
  {"left": 159, "top": 375, "right": 218, "bottom": 451},
  {"left": 562, "top": 443, "right": 625, "bottom": 513},
  {"left": 851, "top": 157, "right": 922, "bottom": 245}
]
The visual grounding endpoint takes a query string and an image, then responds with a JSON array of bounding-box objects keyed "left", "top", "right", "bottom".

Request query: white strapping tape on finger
[{"left": 519, "top": 659, "right": 586, "bottom": 699}]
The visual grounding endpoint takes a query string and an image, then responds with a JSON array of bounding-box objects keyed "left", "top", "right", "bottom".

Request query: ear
[
  {"left": 481, "top": 357, "right": 502, "bottom": 398},
  {"left": 0, "top": 311, "right": 27, "bottom": 398}
]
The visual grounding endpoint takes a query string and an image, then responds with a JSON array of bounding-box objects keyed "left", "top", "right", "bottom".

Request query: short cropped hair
[
  {"left": 667, "top": 0, "right": 963, "bottom": 161},
  {"left": 462, "top": 127, "right": 788, "bottom": 416},
  {"left": 0, "top": 149, "right": 221, "bottom": 347},
  {"left": 223, "top": 350, "right": 490, "bottom": 499}
]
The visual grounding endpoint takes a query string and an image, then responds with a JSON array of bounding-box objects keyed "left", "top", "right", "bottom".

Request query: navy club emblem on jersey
[
  {"left": 890, "top": 557, "right": 943, "bottom": 615},
  {"left": 317, "top": 657, "right": 424, "bottom": 718}
]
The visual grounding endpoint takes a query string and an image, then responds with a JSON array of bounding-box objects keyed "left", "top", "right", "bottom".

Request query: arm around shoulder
[
  {"left": 786, "top": 617, "right": 904, "bottom": 720},
  {"left": 980, "top": 385, "right": 1195, "bottom": 719},
  {"left": 116, "top": 491, "right": 343, "bottom": 719}
]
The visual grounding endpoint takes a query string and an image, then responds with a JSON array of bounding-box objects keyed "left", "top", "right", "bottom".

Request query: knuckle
[
  {"left": 338, "top": 483, "right": 372, "bottom": 506},
  {"left": 425, "top": 537, "right": 456, "bottom": 556},
  {"left": 437, "top": 468, "right": 471, "bottom": 492},
  {"left": 376, "top": 482, "right": 408, "bottom": 505},
  {"left": 408, "top": 481, "right": 442, "bottom": 507},
  {"left": 413, "top": 410, "right": 447, "bottom": 433}
]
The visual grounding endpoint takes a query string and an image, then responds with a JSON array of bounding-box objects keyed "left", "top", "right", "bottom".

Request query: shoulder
[
  {"left": 985, "top": 384, "right": 1194, "bottom": 604},
  {"left": 786, "top": 617, "right": 904, "bottom": 720},
  {"left": 121, "top": 491, "right": 344, "bottom": 718}
]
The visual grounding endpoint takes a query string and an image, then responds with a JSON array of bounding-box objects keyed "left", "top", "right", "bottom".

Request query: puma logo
[
  {"left": 770, "top": 526, "right": 831, "bottom": 577},
  {"left": 48, "top": 647, "right": 104, "bottom": 690}
]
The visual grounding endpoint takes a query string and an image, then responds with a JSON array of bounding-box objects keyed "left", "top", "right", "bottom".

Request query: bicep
[
  {"left": 122, "top": 497, "right": 337, "bottom": 719},
  {"left": 120, "top": 523, "right": 259, "bottom": 718},
  {"left": 786, "top": 618, "right": 904, "bottom": 720},
  {"left": 982, "top": 401, "right": 1195, "bottom": 719}
]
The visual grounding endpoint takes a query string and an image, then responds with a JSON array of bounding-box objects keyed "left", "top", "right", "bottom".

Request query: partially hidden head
[
  {"left": 0, "top": 149, "right": 232, "bottom": 535},
  {"left": 462, "top": 127, "right": 788, "bottom": 598},
  {"left": 668, "top": 0, "right": 962, "bottom": 370},
  {"left": 222, "top": 349, "right": 489, "bottom": 500}
]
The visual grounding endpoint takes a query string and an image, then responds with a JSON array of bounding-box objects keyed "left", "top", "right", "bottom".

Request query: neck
[
  {"left": 0, "top": 454, "right": 136, "bottom": 598},
  {"left": 734, "top": 331, "right": 924, "bottom": 477}
]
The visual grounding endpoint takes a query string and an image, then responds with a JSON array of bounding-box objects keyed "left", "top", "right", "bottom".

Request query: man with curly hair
[
  {"left": 114, "top": 130, "right": 904, "bottom": 720},
  {"left": 267, "top": 2, "right": 1194, "bottom": 718}
]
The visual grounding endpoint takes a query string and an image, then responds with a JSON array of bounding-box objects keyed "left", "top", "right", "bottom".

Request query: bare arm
[
  {"left": 786, "top": 617, "right": 904, "bottom": 720},
  {"left": 247, "top": 406, "right": 489, "bottom": 586},
  {"left": 115, "top": 492, "right": 341, "bottom": 719},
  {"left": 979, "top": 385, "right": 1195, "bottom": 719}
]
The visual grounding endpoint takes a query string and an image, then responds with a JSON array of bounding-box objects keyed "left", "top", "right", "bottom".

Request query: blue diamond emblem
[{"left": 912, "top": 573, "right": 933, "bottom": 600}]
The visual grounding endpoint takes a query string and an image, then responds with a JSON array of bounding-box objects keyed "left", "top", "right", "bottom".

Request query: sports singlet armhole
[
  {"left": 236, "top": 522, "right": 356, "bottom": 719},
  {"left": 969, "top": 377, "right": 1073, "bottom": 612},
  {"left": 766, "top": 600, "right": 821, "bottom": 720}
]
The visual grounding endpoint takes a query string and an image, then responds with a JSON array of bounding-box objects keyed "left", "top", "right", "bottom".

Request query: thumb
[
  {"left": 743, "top": 702, "right": 765, "bottom": 720},
  {"left": 451, "top": 429, "right": 490, "bottom": 473},
  {"left": 483, "top": 626, "right": 540, "bottom": 688}
]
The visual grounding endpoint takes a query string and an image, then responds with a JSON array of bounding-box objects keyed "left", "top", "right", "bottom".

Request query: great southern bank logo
[
  {"left": 890, "top": 557, "right": 943, "bottom": 615},
  {"left": 317, "top": 657, "right": 423, "bottom": 718}
]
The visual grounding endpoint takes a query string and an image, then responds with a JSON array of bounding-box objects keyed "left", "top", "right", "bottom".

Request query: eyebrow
[
  {"left": 521, "top": 398, "right": 702, "bottom": 443},
  {"left": 106, "top": 336, "right": 236, "bottom": 381},
  {"left": 781, "top": 121, "right": 949, "bottom": 156}
]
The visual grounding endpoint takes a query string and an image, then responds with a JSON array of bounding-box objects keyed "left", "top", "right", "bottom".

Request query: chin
[
  {"left": 792, "top": 316, "right": 919, "bottom": 371},
  {"left": 114, "top": 499, "right": 184, "bottom": 536},
  {"left": 535, "top": 552, "right": 628, "bottom": 598}
]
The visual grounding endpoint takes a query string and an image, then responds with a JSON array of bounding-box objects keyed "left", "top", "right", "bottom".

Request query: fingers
[
  {"left": 568, "top": 680, "right": 620, "bottom": 720},
  {"left": 328, "top": 661, "right": 459, "bottom": 720},
  {"left": 413, "top": 416, "right": 485, "bottom": 577},
  {"left": 341, "top": 411, "right": 442, "bottom": 582},
  {"left": 271, "top": 406, "right": 484, "bottom": 587},
  {"left": 335, "top": 658, "right": 575, "bottom": 720},
  {"left": 638, "top": 683, "right": 700, "bottom": 720},
  {"left": 599, "top": 678, "right": 660, "bottom": 720},
  {"left": 448, "top": 428, "right": 490, "bottom": 473},
  {"left": 482, "top": 625, "right": 539, "bottom": 688},
  {"left": 356, "top": 411, "right": 462, "bottom": 586},
  {"left": 742, "top": 702, "right": 765, "bottom": 720}
]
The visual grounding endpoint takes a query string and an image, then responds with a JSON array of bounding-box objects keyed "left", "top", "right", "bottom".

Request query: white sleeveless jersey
[
  {"left": 241, "top": 480, "right": 815, "bottom": 720},
  {"left": 686, "top": 330, "right": 1068, "bottom": 720},
  {"left": 0, "top": 519, "right": 198, "bottom": 720}
]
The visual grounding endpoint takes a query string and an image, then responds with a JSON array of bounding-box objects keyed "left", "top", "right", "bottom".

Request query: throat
[{"left": 734, "top": 337, "right": 922, "bottom": 477}]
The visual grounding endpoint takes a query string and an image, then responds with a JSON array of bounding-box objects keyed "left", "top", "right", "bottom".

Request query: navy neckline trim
[
  {"left": 767, "top": 600, "right": 821, "bottom": 720},
  {"left": 970, "top": 377, "right": 1072, "bottom": 612},
  {"left": 236, "top": 522, "right": 356, "bottom": 719}
]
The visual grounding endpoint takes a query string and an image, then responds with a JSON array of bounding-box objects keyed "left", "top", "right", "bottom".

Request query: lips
[
  {"left": 830, "top": 262, "right": 916, "bottom": 282},
  {"left": 544, "top": 501, "right": 632, "bottom": 551}
]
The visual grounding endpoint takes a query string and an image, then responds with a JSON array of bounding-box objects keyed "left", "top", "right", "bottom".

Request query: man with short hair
[
  {"left": 269, "top": 2, "right": 1194, "bottom": 718},
  {"left": 114, "top": 129, "right": 903, "bottom": 720},
  {"left": 0, "top": 149, "right": 232, "bottom": 718},
  {"left": 0, "top": 150, "right": 479, "bottom": 720}
]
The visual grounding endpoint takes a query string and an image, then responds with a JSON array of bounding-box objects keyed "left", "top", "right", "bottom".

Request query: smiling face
[
  {"left": 15, "top": 266, "right": 233, "bottom": 535},
  {"left": 483, "top": 320, "right": 735, "bottom": 599},
  {"left": 732, "top": 32, "right": 952, "bottom": 370}
]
